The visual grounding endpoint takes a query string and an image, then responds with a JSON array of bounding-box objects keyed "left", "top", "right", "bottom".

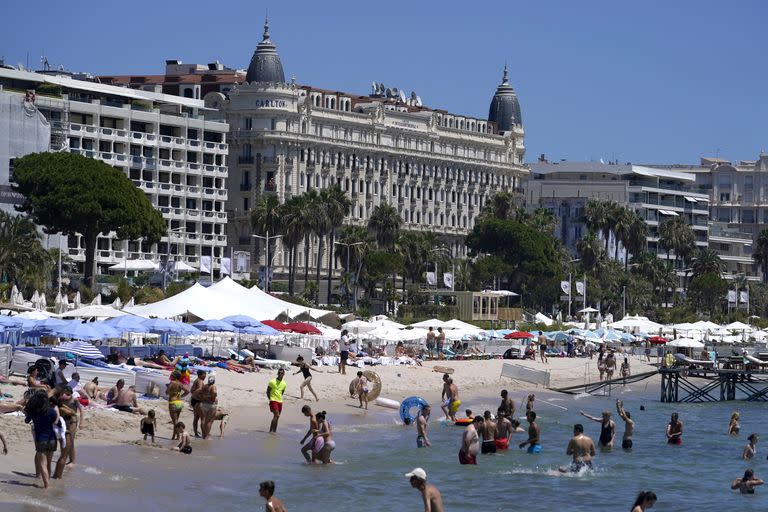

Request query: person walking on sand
[
  {"left": 197, "top": 377, "right": 218, "bottom": 439},
  {"left": 166, "top": 372, "right": 188, "bottom": 438},
  {"left": 731, "top": 469, "right": 764, "bottom": 494},
  {"left": 743, "top": 433, "right": 758, "bottom": 460},
  {"left": 293, "top": 356, "right": 319, "bottom": 402},
  {"left": 426, "top": 327, "right": 436, "bottom": 360},
  {"left": 459, "top": 416, "right": 482, "bottom": 465},
  {"left": 267, "top": 369, "right": 287, "bottom": 434},
  {"left": 558, "top": 423, "right": 596, "bottom": 473},
  {"left": 338, "top": 330, "right": 350, "bottom": 375},
  {"left": 23, "top": 389, "right": 59, "bottom": 489},
  {"left": 436, "top": 327, "right": 446, "bottom": 360},
  {"left": 605, "top": 352, "right": 617, "bottom": 380},
  {"left": 299, "top": 405, "right": 318, "bottom": 462},
  {"left": 480, "top": 410, "right": 498, "bottom": 454},
  {"left": 616, "top": 400, "right": 635, "bottom": 451},
  {"left": 666, "top": 412, "right": 683, "bottom": 445},
  {"left": 141, "top": 410, "right": 157, "bottom": 444},
  {"left": 580, "top": 409, "right": 615, "bottom": 451},
  {"left": 631, "top": 491, "right": 657, "bottom": 511},
  {"left": 190, "top": 369, "right": 207, "bottom": 437},
  {"left": 53, "top": 386, "right": 82, "bottom": 479},
  {"left": 405, "top": 467, "right": 444, "bottom": 512},
  {"left": 355, "top": 371, "right": 369, "bottom": 409},
  {"left": 259, "top": 480, "right": 287, "bottom": 512},
  {"left": 416, "top": 405, "right": 431, "bottom": 448},
  {"left": 519, "top": 410, "right": 541, "bottom": 453},
  {"left": 538, "top": 331, "right": 548, "bottom": 363},
  {"left": 620, "top": 357, "right": 630, "bottom": 379}
]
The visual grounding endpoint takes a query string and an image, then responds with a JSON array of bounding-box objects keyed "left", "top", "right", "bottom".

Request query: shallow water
[{"left": 3, "top": 387, "right": 768, "bottom": 511}]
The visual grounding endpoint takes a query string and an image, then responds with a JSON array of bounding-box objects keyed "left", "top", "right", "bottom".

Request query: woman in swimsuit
[
  {"left": 166, "top": 372, "right": 188, "bottom": 438},
  {"left": 630, "top": 490, "right": 657, "bottom": 511},
  {"left": 743, "top": 433, "right": 758, "bottom": 460},
  {"left": 731, "top": 469, "right": 764, "bottom": 494},
  {"left": 196, "top": 377, "right": 218, "bottom": 439},
  {"left": 293, "top": 356, "right": 319, "bottom": 401},
  {"left": 728, "top": 412, "right": 740, "bottom": 436},
  {"left": 666, "top": 412, "right": 683, "bottom": 445},
  {"left": 26, "top": 367, "right": 50, "bottom": 397},
  {"left": 314, "top": 411, "right": 335, "bottom": 464},
  {"left": 53, "top": 386, "right": 81, "bottom": 479}
]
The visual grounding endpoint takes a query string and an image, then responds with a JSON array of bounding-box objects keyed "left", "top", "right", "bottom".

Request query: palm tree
[
  {"left": 250, "top": 194, "right": 283, "bottom": 286},
  {"left": 299, "top": 190, "right": 319, "bottom": 288},
  {"left": 658, "top": 218, "right": 677, "bottom": 267},
  {"left": 312, "top": 189, "right": 331, "bottom": 301},
  {"left": 334, "top": 225, "right": 371, "bottom": 309},
  {"left": 324, "top": 186, "right": 352, "bottom": 304},
  {"left": 368, "top": 203, "right": 402, "bottom": 250},
  {"left": 753, "top": 228, "right": 768, "bottom": 284},
  {"left": 576, "top": 231, "right": 604, "bottom": 272},
  {"left": 583, "top": 200, "right": 610, "bottom": 252},
  {"left": 0, "top": 212, "right": 51, "bottom": 290},
  {"left": 691, "top": 248, "right": 723, "bottom": 278},
  {"left": 624, "top": 213, "right": 648, "bottom": 267},
  {"left": 279, "top": 196, "right": 307, "bottom": 295},
  {"left": 529, "top": 208, "right": 558, "bottom": 237},
  {"left": 613, "top": 206, "right": 633, "bottom": 262}
]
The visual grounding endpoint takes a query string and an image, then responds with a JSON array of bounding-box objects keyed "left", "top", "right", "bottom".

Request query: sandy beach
[{"left": 0, "top": 355, "right": 658, "bottom": 491}]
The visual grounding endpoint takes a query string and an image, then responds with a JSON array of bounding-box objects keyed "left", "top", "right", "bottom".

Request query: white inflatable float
[{"left": 374, "top": 397, "right": 400, "bottom": 409}]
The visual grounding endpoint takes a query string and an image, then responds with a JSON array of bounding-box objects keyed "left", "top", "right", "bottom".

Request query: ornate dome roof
[
  {"left": 488, "top": 65, "right": 522, "bottom": 132},
  {"left": 245, "top": 18, "right": 286, "bottom": 84}
]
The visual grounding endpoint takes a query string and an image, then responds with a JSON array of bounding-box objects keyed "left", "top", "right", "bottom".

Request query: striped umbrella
[{"left": 51, "top": 340, "right": 105, "bottom": 359}]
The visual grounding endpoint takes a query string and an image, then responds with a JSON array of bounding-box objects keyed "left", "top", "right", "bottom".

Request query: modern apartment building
[
  {"left": 100, "top": 20, "right": 528, "bottom": 290},
  {"left": 527, "top": 159, "right": 710, "bottom": 266},
  {"left": 0, "top": 67, "right": 230, "bottom": 276}
]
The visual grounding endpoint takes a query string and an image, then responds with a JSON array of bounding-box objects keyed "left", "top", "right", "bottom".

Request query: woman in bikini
[
  {"left": 196, "top": 377, "right": 218, "bottom": 439},
  {"left": 314, "top": 411, "right": 335, "bottom": 464},
  {"left": 166, "top": 372, "right": 188, "bottom": 439},
  {"left": 293, "top": 356, "right": 319, "bottom": 401},
  {"left": 728, "top": 412, "right": 740, "bottom": 436}
]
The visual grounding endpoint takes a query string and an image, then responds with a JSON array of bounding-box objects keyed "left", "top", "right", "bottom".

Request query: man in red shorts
[
  {"left": 267, "top": 368, "right": 287, "bottom": 433},
  {"left": 459, "top": 416, "right": 482, "bottom": 464}
]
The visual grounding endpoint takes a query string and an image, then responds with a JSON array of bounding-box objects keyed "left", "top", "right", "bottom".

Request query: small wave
[
  {"left": 498, "top": 465, "right": 600, "bottom": 478},
  {"left": 83, "top": 466, "right": 102, "bottom": 475}
]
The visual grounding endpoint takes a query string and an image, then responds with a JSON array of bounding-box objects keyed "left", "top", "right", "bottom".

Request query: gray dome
[
  {"left": 488, "top": 65, "right": 522, "bottom": 132},
  {"left": 245, "top": 19, "right": 286, "bottom": 84}
]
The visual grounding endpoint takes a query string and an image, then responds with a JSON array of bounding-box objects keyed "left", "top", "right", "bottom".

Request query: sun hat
[{"left": 405, "top": 468, "right": 427, "bottom": 481}]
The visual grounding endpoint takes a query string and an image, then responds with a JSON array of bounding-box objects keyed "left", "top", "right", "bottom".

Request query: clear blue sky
[{"left": 2, "top": 1, "right": 765, "bottom": 164}]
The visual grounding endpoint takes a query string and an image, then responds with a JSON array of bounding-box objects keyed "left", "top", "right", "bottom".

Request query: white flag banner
[
  {"left": 199, "top": 255, "right": 212, "bottom": 274},
  {"left": 443, "top": 272, "right": 453, "bottom": 289},
  {"left": 739, "top": 290, "right": 749, "bottom": 304},
  {"left": 560, "top": 281, "right": 571, "bottom": 295},
  {"left": 727, "top": 290, "right": 737, "bottom": 303},
  {"left": 426, "top": 272, "right": 436, "bottom": 286},
  {"left": 576, "top": 281, "right": 585, "bottom": 296},
  {"left": 221, "top": 257, "right": 232, "bottom": 276},
  {"left": 234, "top": 251, "right": 250, "bottom": 273}
]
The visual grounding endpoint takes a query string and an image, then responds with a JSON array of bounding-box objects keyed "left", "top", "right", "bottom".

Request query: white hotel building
[
  {"left": 0, "top": 66, "right": 229, "bottom": 277},
  {"left": 205, "top": 21, "right": 528, "bottom": 284}
]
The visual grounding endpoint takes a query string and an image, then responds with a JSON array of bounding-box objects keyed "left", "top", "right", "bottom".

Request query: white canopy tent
[
  {"left": 667, "top": 338, "right": 705, "bottom": 348},
  {"left": 409, "top": 318, "right": 451, "bottom": 329},
  {"left": 62, "top": 305, "right": 129, "bottom": 319},
  {"left": 108, "top": 259, "right": 159, "bottom": 272},
  {"left": 609, "top": 315, "right": 664, "bottom": 333},
  {"left": 724, "top": 321, "right": 753, "bottom": 332}
]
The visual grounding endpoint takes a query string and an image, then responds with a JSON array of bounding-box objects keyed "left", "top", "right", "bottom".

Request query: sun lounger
[
  {"left": 254, "top": 356, "right": 291, "bottom": 370},
  {"left": 674, "top": 353, "right": 715, "bottom": 368},
  {"left": 745, "top": 355, "right": 768, "bottom": 366}
]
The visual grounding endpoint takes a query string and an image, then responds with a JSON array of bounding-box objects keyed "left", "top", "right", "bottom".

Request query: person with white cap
[{"left": 405, "top": 467, "right": 444, "bottom": 512}]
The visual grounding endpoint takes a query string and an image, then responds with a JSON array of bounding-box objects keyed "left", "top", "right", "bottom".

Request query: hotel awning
[
  {"left": 684, "top": 196, "right": 699, "bottom": 203},
  {"left": 659, "top": 210, "right": 679, "bottom": 216}
]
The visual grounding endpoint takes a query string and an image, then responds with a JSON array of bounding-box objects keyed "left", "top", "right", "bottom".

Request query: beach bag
[
  {"left": 145, "top": 382, "right": 160, "bottom": 398},
  {"left": 53, "top": 416, "right": 67, "bottom": 449}
]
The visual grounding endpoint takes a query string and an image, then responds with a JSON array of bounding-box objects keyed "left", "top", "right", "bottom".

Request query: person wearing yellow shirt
[{"left": 267, "top": 368, "right": 287, "bottom": 433}]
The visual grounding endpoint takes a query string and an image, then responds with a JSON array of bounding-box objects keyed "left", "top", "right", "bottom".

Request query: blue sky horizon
[{"left": 2, "top": 1, "right": 765, "bottom": 165}]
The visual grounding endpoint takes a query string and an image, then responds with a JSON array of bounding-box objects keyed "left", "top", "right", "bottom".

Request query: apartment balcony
[
  {"left": 239, "top": 182, "right": 252, "bottom": 191},
  {"left": 187, "top": 162, "right": 202, "bottom": 175},
  {"left": 187, "top": 139, "right": 201, "bottom": 149},
  {"left": 99, "top": 127, "right": 129, "bottom": 141},
  {"left": 238, "top": 155, "right": 255, "bottom": 165}
]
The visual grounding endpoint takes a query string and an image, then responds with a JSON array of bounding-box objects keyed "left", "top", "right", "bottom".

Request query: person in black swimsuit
[
  {"left": 293, "top": 356, "right": 319, "bottom": 401},
  {"left": 732, "top": 469, "right": 764, "bottom": 494},
  {"left": 579, "top": 409, "right": 615, "bottom": 451}
]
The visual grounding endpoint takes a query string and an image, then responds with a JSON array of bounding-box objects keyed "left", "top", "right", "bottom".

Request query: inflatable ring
[
  {"left": 454, "top": 418, "right": 473, "bottom": 426},
  {"left": 400, "top": 396, "right": 429, "bottom": 425}
]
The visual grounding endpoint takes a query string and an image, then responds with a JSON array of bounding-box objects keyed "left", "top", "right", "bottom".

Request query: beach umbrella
[
  {"left": 667, "top": 338, "right": 705, "bottom": 348},
  {"left": 10, "top": 285, "right": 19, "bottom": 305},
  {"left": 111, "top": 297, "right": 122, "bottom": 309},
  {"left": 124, "top": 297, "right": 135, "bottom": 308},
  {"left": 105, "top": 315, "right": 152, "bottom": 333},
  {"left": 73, "top": 291, "right": 81, "bottom": 310},
  {"left": 51, "top": 340, "right": 105, "bottom": 359},
  {"left": 0, "top": 316, "right": 23, "bottom": 328},
  {"left": 143, "top": 318, "right": 201, "bottom": 336},
  {"left": 341, "top": 319, "right": 376, "bottom": 334},
  {"left": 284, "top": 322, "right": 323, "bottom": 335},
  {"left": 221, "top": 315, "right": 265, "bottom": 329},
  {"left": 193, "top": 319, "right": 237, "bottom": 332},
  {"left": 241, "top": 324, "right": 282, "bottom": 336},
  {"left": 49, "top": 321, "right": 117, "bottom": 341},
  {"left": 262, "top": 320, "right": 290, "bottom": 332},
  {"left": 601, "top": 330, "right": 623, "bottom": 342},
  {"left": 409, "top": 318, "right": 451, "bottom": 329},
  {"left": 648, "top": 335, "right": 668, "bottom": 345},
  {"left": 505, "top": 331, "right": 534, "bottom": 340}
]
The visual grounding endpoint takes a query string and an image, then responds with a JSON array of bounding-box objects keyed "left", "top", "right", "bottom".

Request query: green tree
[
  {"left": 688, "top": 271, "right": 728, "bottom": 315},
  {"left": 0, "top": 211, "right": 52, "bottom": 291},
  {"left": 584, "top": 200, "right": 611, "bottom": 252},
  {"left": 279, "top": 195, "right": 306, "bottom": 295},
  {"left": 753, "top": 228, "right": 768, "bottom": 284},
  {"left": 368, "top": 203, "right": 402, "bottom": 250},
  {"left": 250, "top": 193, "right": 283, "bottom": 290},
  {"left": 691, "top": 248, "right": 724, "bottom": 278},
  {"left": 323, "top": 186, "right": 352, "bottom": 304},
  {"left": 13, "top": 153, "right": 166, "bottom": 288},
  {"left": 624, "top": 212, "right": 649, "bottom": 266}
]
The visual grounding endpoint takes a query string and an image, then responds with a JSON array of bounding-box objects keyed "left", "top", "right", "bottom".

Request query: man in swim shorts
[
  {"left": 459, "top": 416, "right": 482, "bottom": 464},
  {"left": 267, "top": 369, "right": 286, "bottom": 434},
  {"left": 559, "top": 423, "right": 596, "bottom": 473},
  {"left": 616, "top": 399, "right": 635, "bottom": 451},
  {"left": 519, "top": 410, "right": 541, "bottom": 453},
  {"left": 480, "top": 410, "right": 497, "bottom": 454},
  {"left": 338, "top": 330, "right": 350, "bottom": 375},
  {"left": 190, "top": 369, "right": 207, "bottom": 437},
  {"left": 666, "top": 412, "right": 683, "bottom": 445},
  {"left": 436, "top": 327, "right": 445, "bottom": 360},
  {"left": 446, "top": 378, "right": 460, "bottom": 422},
  {"left": 440, "top": 374, "right": 451, "bottom": 420},
  {"left": 494, "top": 408, "right": 520, "bottom": 450},
  {"left": 579, "top": 409, "right": 615, "bottom": 451},
  {"left": 499, "top": 389, "right": 515, "bottom": 419},
  {"left": 416, "top": 405, "right": 431, "bottom": 448}
]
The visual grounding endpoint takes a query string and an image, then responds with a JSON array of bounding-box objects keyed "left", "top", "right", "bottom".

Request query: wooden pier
[
  {"left": 659, "top": 368, "right": 768, "bottom": 403},
  {"left": 553, "top": 370, "right": 659, "bottom": 396}
]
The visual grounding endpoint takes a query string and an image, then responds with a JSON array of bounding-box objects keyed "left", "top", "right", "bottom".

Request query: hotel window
[
  {"left": 244, "top": 118, "right": 252, "bottom": 130},
  {"left": 243, "top": 198, "right": 249, "bottom": 211}
]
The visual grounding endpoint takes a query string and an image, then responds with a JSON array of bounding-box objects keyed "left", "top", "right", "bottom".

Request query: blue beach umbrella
[
  {"left": 240, "top": 324, "right": 281, "bottom": 336},
  {"left": 193, "top": 319, "right": 237, "bottom": 332},
  {"left": 105, "top": 315, "right": 152, "bottom": 333},
  {"left": 220, "top": 314, "right": 264, "bottom": 329},
  {"left": 51, "top": 340, "right": 105, "bottom": 359},
  {"left": 50, "top": 321, "right": 113, "bottom": 341}
]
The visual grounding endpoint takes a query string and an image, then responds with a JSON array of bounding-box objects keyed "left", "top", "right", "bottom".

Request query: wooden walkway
[
  {"left": 659, "top": 368, "right": 768, "bottom": 403},
  {"left": 552, "top": 370, "right": 659, "bottom": 395}
]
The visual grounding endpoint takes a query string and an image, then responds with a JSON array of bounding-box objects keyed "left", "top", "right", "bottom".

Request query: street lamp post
[
  {"left": 163, "top": 227, "right": 186, "bottom": 291},
  {"left": 252, "top": 231, "right": 283, "bottom": 292},
  {"left": 568, "top": 258, "right": 581, "bottom": 319}
]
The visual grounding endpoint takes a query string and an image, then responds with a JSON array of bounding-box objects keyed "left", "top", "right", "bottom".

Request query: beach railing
[{"left": 500, "top": 363, "right": 550, "bottom": 387}]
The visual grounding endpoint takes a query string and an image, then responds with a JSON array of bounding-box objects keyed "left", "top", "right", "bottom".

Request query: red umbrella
[
  {"left": 648, "top": 335, "right": 668, "bottom": 345},
  {"left": 261, "top": 320, "right": 289, "bottom": 332},
  {"left": 505, "top": 331, "right": 534, "bottom": 340},
  {"left": 284, "top": 322, "right": 322, "bottom": 335}
]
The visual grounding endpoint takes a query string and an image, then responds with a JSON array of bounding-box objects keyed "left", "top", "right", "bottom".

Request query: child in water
[
  {"left": 140, "top": 409, "right": 157, "bottom": 444},
  {"left": 173, "top": 422, "right": 192, "bottom": 454}
]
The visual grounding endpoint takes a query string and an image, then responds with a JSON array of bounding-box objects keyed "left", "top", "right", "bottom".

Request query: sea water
[{"left": 2, "top": 388, "right": 768, "bottom": 512}]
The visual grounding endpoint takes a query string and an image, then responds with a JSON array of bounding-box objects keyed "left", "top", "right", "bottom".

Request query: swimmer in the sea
[{"left": 558, "top": 423, "right": 595, "bottom": 473}]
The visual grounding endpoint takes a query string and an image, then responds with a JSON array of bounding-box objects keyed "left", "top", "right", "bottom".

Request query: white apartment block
[
  {"left": 527, "top": 159, "right": 710, "bottom": 267},
  {"left": 0, "top": 67, "right": 230, "bottom": 277}
]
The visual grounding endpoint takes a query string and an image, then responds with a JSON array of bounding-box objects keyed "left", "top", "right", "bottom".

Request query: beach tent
[
  {"left": 609, "top": 315, "right": 663, "bottom": 332},
  {"left": 169, "top": 261, "right": 197, "bottom": 273},
  {"left": 108, "top": 259, "right": 159, "bottom": 272},
  {"left": 534, "top": 313, "right": 555, "bottom": 326},
  {"left": 409, "top": 318, "right": 451, "bottom": 329},
  {"left": 62, "top": 305, "right": 128, "bottom": 319},
  {"left": 341, "top": 319, "right": 377, "bottom": 334},
  {"left": 443, "top": 319, "right": 482, "bottom": 331},
  {"left": 691, "top": 320, "right": 720, "bottom": 331},
  {"left": 724, "top": 321, "right": 752, "bottom": 332}
]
